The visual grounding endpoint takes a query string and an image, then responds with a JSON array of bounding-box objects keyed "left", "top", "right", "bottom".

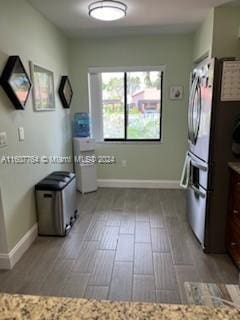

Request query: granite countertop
[
  {"left": 0, "top": 293, "right": 240, "bottom": 320},
  {"left": 228, "top": 162, "right": 240, "bottom": 175}
]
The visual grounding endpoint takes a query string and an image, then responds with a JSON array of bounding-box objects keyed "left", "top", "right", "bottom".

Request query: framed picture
[
  {"left": 30, "top": 62, "right": 55, "bottom": 111},
  {"left": 169, "top": 86, "right": 183, "bottom": 100},
  {"left": 58, "top": 76, "right": 73, "bottom": 109},
  {"left": 0, "top": 56, "right": 32, "bottom": 110}
]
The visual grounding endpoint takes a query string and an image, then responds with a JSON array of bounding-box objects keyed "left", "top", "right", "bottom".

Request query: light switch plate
[
  {"left": 18, "top": 127, "right": 24, "bottom": 141},
  {"left": 0, "top": 132, "right": 7, "bottom": 148}
]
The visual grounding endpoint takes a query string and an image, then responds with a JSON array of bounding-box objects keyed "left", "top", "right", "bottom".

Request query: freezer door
[
  {"left": 187, "top": 184, "right": 208, "bottom": 248},
  {"left": 188, "top": 59, "right": 215, "bottom": 163}
]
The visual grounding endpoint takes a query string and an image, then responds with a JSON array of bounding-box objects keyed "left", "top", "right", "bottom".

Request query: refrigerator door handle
[
  {"left": 188, "top": 79, "right": 196, "bottom": 143},
  {"left": 188, "top": 76, "right": 199, "bottom": 144},
  {"left": 190, "top": 159, "right": 207, "bottom": 172},
  {"left": 192, "top": 81, "right": 201, "bottom": 145},
  {"left": 190, "top": 184, "right": 207, "bottom": 198}
]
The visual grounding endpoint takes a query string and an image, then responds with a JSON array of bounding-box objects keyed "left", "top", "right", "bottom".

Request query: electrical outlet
[
  {"left": 0, "top": 132, "right": 7, "bottom": 148},
  {"left": 122, "top": 160, "right": 127, "bottom": 167}
]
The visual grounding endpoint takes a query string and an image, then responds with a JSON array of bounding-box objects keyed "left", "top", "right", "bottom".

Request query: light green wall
[
  {"left": 212, "top": 7, "right": 240, "bottom": 58},
  {"left": 193, "top": 9, "right": 214, "bottom": 62},
  {"left": 69, "top": 35, "right": 193, "bottom": 180},
  {"left": 0, "top": 0, "right": 71, "bottom": 251}
]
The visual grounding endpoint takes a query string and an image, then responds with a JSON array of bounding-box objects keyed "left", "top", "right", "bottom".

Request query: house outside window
[{"left": 88, "top": 67, "right": 164, "bottom": 142}]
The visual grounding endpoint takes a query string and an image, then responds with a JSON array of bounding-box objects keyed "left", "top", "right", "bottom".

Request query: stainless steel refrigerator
[{"left": 185, "top": 57, "right": 240, "bottom": 253}]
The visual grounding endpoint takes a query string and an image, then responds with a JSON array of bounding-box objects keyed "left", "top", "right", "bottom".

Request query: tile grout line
[
  {"left": 149, "top": 208, "right": 157, "bottom": 302},
  {"left": 106, "top": 193, "right": 120, "bottom": 300},
  {"left": 131, "top": 203, "right": 137, "bottom": 302},
  {"left": 81, "top": 197, "right": 104, "bottom": 298}
]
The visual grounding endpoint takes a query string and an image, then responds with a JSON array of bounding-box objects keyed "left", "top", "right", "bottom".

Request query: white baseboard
[
  {"left": 98, "top": 179, "right": 181, "bottom": 189},
  {"left": 0, "top": 223, "right": 38, "bottom": 270},
  {"left": 0, "top": 253, "right": 11, "bottom": 270}
]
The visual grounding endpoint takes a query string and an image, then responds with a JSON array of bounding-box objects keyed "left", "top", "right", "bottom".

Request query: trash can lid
[
  {"left": 46, "top": 174, "right": 71, "bottom": 184},
  {"left": 35, "top": 179, "right": 67, "bottom": 191},
  {"left": 48, "top": 171, "right": 75, "bottom": 181}
]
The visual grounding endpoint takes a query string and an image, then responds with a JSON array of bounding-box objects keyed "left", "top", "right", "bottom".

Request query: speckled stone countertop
[
  {"left": 229, "top": 162, "right": 240, "bottom": 175},
  {"left": 0, "top": 293, "right": 240, "bottom": 320}
]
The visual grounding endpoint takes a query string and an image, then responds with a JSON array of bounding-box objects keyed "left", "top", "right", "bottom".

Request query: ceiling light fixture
[{"left": 88, "top": 0, "right": 127, "bottom": 21}]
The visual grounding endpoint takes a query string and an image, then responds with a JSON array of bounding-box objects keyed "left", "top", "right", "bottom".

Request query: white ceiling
[{"left": 28, "top": 0, "right": 234, "bottom": 38}]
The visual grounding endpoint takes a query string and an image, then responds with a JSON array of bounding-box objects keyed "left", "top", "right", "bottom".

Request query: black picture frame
[
  {"left": 0, "top": 56, "right": 32, "bottom": 110},
  {"left": 58, "top": 76, "right": 73, "bottom": 109}
]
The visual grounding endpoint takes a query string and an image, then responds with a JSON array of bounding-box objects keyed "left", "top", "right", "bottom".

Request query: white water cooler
[{"left": 73, "top": 137, "right": 98, "bottom": 193}]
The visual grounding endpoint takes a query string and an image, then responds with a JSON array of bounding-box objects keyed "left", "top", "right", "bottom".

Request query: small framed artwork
[
  {"left": 169, "top": 86, "right": 183, "bottom": 100},
  {"left": 0, "top": 56, "right": 32, "bottom": 110},
  {"left": 30, "top": 62, "right": 55, "bottom": 111},
  {"left": 58, "top": 76, "right": 73, "bottom": 109}
]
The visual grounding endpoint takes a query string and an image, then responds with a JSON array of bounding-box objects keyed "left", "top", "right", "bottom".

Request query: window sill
[{"left": 96, "top": 140, "right": 163, "bottom": 145}]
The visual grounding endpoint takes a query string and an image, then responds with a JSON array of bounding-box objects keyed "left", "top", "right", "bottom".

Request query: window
[{"left": 89, "top": 67, "right": 163, "bottom": 142}]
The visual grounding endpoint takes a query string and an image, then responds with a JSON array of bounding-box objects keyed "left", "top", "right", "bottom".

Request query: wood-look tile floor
[{"left": 0, "top": 188, "right": 238, "bottom": 304}]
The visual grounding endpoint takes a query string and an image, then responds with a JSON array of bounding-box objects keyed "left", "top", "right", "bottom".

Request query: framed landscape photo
[
  {"left": 30, "top": 62, "right": 55, "bottom": 111},
  {"left": 169, "top": 86, "right": 183, "bottom": 100},
  {"left": 0, "top": 56, "right": 32, "bottom": 110},
  {"left": 58, "top": 76, "right": 73, "bottom": 109}
]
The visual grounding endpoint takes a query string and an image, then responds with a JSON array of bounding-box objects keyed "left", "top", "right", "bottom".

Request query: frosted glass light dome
[{"left": 89, "top": 1, "right": 127, "bottom": 21}]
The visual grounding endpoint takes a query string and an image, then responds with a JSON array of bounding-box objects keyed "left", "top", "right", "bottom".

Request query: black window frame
[{"left": 103, "top": 71, "right": 163, "bottom": 142}]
